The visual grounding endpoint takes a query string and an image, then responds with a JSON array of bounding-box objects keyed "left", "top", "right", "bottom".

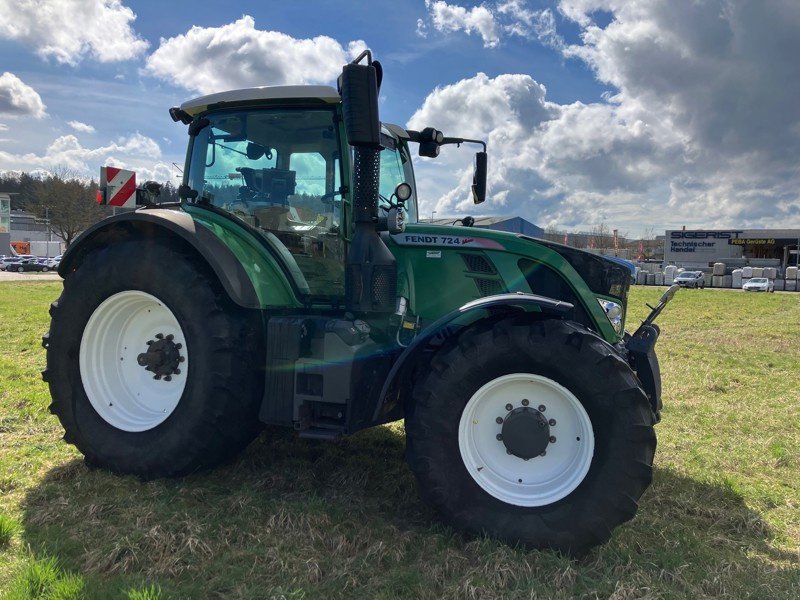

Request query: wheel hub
[
  {"left": 501, "top": 407, "right": 550, "bottom": 459},
  {"left": 137, "top": 333, "right": 183, "bottom": 381}
]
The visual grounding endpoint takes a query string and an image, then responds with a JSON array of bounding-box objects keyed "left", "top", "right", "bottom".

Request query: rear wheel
[
  {"left": 405, "top": 317, "right": 656, "bottom": 555},
  {"left": 43, "top": 239, "right": 265, "bottom": 479}
]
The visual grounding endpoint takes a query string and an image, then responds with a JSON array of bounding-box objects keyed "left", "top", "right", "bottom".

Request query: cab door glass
[{"left": 188, "top": 109, "right": 345, "bottom": 298}]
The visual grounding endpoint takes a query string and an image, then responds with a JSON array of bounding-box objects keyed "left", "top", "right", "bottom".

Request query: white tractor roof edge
[{"left": 180, "top": 85, "right": 341, "bottom": 116}]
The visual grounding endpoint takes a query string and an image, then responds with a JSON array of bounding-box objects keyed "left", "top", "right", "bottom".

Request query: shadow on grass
[{"left": 19, "top": 424, "right": 798, "bottom": 597}]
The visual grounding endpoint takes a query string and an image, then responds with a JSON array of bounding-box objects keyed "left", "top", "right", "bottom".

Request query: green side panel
[
  {"left": 184, "top": 205, "right": 302, "bottom": 308},
  {"left": 388, "top": 224, "right": 619, "bottom": 343}
]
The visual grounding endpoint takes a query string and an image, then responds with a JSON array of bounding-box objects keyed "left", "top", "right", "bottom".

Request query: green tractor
[{"left": 43, "top": 52, "right": 677, "bottom": 554}]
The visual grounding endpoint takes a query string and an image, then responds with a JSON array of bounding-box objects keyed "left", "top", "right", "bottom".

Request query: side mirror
[
  {"left": 338, "top": 56, "right": 381, "bottom": 148},
  {"left": 472, "top": 151, "right": 487, "bottom": 204}
]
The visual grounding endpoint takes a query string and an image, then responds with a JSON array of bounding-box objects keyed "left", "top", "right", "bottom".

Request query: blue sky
[{"left": 1, "top": 0, "right": 799, "bottom": 235}]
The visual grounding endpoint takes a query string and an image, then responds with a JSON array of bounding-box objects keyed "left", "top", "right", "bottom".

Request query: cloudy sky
[{"left": 1, "top": 0, "right": 798, "bottom": 235}]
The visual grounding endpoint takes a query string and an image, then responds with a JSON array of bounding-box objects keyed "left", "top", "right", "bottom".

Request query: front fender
[
  {"left": 371, "top": 293, "right": 574, "bottom": 423},
  {"left": 59, "top": 208, "right": 261, "bottom": 307}
]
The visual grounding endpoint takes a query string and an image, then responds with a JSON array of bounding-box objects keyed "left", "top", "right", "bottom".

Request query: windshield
[
  {"left": 378, "top": 142, "right": 418, "bottom": 223},
  {"left": 749, "top": 278, "right": 767, "bottom": 283}
]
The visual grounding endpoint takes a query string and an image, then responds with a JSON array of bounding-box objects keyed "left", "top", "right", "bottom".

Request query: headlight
[{"left": 597, "top": 298, "right": 624, "bottom": 335}]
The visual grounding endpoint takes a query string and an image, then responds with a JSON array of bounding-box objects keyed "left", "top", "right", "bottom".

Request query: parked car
[
  {"left": 742, "top": 277, "right": 774, "bottom": 292},
  {"left": 0, "top": 257, "right": 22, "bottom": 271},
  {"left": 674, "top": 270, "right": 706, "bottom": 288},
  {"left": 9, "top": 258, "right": 47, "bottom": 273}
]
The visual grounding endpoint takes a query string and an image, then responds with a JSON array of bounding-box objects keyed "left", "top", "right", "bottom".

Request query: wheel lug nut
[
  {"left": 166, "top": 334, "right": 174, "bottom": 341},
  {"left": 540, "top": 450, "right": 546, "bottom": 457},
  {"left": 506, "top": 449, "right": 512, "bottom": 455},
  {"left": 521, "top": 399, "right": 529, "bottom": 406},
  {"left": 153, "top": 374, "right": 161, "bottom": 380},
  {"left": 179, "top": 356, "right": 185, "bottom": 362},
  {"left": 505, "top": 404, "right": 513, "bottom": 411},
  {"left": 538, "top": 405, "right": 546, "bottom": 412},
  {"left": 156, "top": 333, "right": 164, "bottom": 339},
  {"left": 549, "top": 436, "right": 556, "bottom": 443},
  {"left": 164, "top": 375, "right": 172, "bottom": 382},
  {"left": 496, "top": 417, "right": 503, "bottom": 424},
  {"left": 175, "top": 343, "right": 182, "bottom": 350},
  {"left": 496, "top": 434, "right": 503, "bottom": 441},
  {"left": 174, "top": 368, "right": 181, "bottom": 375},
  {"left": 146, "top": 340, "right": 153, "bottom": 345},
  {"left": 549, "top": 419, "right": 556, "bottom": 426}
]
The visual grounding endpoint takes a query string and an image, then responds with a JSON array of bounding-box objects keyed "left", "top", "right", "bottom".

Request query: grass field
[{"left": 0, "top": 281, "right": 798, "bottom": 599}]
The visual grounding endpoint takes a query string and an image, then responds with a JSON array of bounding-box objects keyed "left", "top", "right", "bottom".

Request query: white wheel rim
[
  {"left": 458, "top": 373, "right": 594, "bottom": 507},
  {"left": 80, "top": 291, "right": 188, "bottom": 432}
]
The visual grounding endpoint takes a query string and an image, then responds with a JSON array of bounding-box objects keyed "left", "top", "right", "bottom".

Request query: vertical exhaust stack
[{"left": 340, "top": 51, "right": 397, "bottom": 314}]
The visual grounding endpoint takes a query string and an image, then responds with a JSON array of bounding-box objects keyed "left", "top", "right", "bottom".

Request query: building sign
[
  {"left": 729, "top": 238, "right": 796, "bottom": 246},
  {"left": 665, "top": 230, "right": 745, "bottom": 262},
  {"left": 665, "top": 229, "right": 800, "bottom": 263}
]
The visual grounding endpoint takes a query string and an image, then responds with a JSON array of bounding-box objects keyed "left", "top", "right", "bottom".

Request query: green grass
[{"left": 1, "top": 281, "right": 798, "bottom": 598}]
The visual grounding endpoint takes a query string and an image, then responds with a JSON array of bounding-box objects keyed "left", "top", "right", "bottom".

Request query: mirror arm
[
  {"left": 405, "top": 130, "right": 487, "bottom": 152},
  {"left": 440, "top": 137, "right": 487, "bottom": 152}
]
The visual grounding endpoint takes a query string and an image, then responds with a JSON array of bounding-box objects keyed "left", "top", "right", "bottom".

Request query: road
[{"left": 0, "top": 271, "right": 62, "bottom": 282}]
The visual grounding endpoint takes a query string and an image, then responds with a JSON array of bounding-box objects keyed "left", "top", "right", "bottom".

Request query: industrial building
[
  {"left": 0, "top": 192, "right": 10, "bottom": 255},
  {"left": 665, "top": 229, "right": 800, "bottom": 270}
]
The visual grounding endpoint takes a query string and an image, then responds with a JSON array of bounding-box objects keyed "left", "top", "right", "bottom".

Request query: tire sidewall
[
  {"left": 407, "top": 318, "right": 653, "bottom": 546},
  {"left": 49, "top": 241, "right": 262, "bottom": 474}
]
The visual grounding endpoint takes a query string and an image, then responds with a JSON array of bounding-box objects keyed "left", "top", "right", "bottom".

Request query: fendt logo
[{"left": 670, "top": 231, "right": 744, "bottom": 240}]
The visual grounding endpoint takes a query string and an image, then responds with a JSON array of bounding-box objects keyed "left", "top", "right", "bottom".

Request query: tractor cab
[{"left": 177, "top": 86, "right": 422, "bottom": 299}]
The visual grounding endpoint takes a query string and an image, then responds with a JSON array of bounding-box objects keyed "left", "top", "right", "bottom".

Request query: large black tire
[
  {"left": 404, "top": 316, "right": 656, "bottom": 555},
  {"left": 43, "top": 238, "right": 265, "bottom": 479}
]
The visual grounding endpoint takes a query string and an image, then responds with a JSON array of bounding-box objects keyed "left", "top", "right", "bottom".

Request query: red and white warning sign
[{"left": 98, "top": 166, "right": 136, "bottom": 207}]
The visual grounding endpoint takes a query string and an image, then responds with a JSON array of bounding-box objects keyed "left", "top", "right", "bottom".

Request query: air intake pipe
[{"left": 339, "top": 51, "right": 397, "bottom": 313}]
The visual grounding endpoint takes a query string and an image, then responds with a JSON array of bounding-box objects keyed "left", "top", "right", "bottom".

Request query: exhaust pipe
[{"left": 340, "top": 52, "right": 397, "bottom": 313}]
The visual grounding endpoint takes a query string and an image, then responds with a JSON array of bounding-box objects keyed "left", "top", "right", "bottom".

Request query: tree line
[{"left": 1, "top": 170, "right": 179, "bottom": 247}]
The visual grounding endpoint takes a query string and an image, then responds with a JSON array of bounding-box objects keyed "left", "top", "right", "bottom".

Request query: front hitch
[{"left": 626, "top": 284, "right": 680, "bottom": 422}]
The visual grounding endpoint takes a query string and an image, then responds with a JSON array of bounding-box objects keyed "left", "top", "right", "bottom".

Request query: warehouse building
[
  {"left": 665, "top": 229, "right": 800, "bottom": 270},
  {"left": 0, "top": 192, "right": 10, "bottom": 255}
]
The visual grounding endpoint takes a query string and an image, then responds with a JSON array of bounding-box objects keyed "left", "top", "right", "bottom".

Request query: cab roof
[{"left": 180, "top": 85, "right": 341, "bottom": 116}]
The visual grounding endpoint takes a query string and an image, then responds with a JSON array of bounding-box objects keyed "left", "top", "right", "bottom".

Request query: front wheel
[
  {"left": 44, "top": 239, "right": 265, "bottom": 479},
  {"left": 405, "top": 317, "right": 656, "bottom": 555}
]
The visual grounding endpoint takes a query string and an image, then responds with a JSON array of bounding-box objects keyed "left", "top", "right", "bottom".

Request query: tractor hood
[
  {"left": 520, "top": 235, "right": 632, "bottom": 302},
  {"left": 390, "top": 225, "right": 631, "bottom": 302}
]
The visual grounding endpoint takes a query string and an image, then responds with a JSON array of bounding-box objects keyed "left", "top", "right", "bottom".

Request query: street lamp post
[{"left": 431, "top": 210, "right": 437, "bottom": 223}]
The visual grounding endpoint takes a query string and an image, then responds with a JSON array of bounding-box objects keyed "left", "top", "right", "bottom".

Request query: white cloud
[
  {"left": 0, "top": 0, "right": 148, "bottom": 65},
  {"left": 425, "top": 1, "right": 501, "bottom": 48},
  {"left": 408, "top": 1, "right": 800, "bottom": 232},
  {"left": 0, "top": 132, "right": 163, "bottom": 178},
  {"left": 67, "top": 120, "right": 96, "bottom": 133},
  {"left": 144, "top": 16, "right": 366, "bottom": 95},
  {"left": 0, "top": 123, "right": 7, "bottom": 131},
  {"left": 420, "top": 1, "right": 563, "bottom": 48},
  {"left": 0, "top": 72, "right": 47, "bottom": 118}
]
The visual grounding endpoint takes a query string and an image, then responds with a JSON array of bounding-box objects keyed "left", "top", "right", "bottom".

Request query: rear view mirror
[
  {"left": 339, "top": 52, "right": 381, "bottom": 148},
  {"left": 472, "top": 151, "right": 487, "bottom": 204}
]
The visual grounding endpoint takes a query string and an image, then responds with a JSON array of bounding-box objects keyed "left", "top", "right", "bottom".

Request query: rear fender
[
  {"left": 371, "top": 293, "right": 574, "bottom": 423},
  {"left": 58, "top": 209, "right": 262, "bottom": 307}
]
